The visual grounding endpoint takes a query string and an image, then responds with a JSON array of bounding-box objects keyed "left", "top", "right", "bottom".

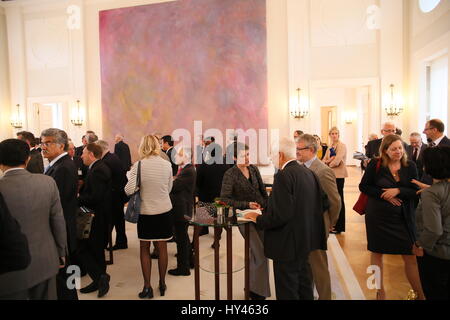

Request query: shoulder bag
[
  {"left": 353, "top": 159, "right": 381, "bottom": 215},
  {"left": 124, "top": 161, "right": 141, "bottom": 223}
]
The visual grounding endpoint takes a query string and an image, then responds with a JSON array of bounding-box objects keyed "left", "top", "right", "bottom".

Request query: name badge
[{"left": 78, "top": 169, "right": 82, "bottom": 176}]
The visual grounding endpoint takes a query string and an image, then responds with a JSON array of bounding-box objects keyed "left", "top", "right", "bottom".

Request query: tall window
[{"left": 426, "top": 55, "right": 448, "bottom": 129}]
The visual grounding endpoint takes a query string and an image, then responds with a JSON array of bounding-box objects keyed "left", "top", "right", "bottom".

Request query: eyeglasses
[
  {"left": 423, "top": 127, "right": 435, "bottom": 131},
  {"left": 40, "top": 142, "right": 57, "bottom": 147},
  {"left": 296, "top": 146, "right": 311, "bottom": 151},
  {"left": 382, "top": 129, "right": 396, "bottom": 133}
]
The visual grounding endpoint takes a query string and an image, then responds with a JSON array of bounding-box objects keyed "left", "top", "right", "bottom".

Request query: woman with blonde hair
[
  {"left": 323, "top": 127, "right": 348, "bottom": 233},
  {"left": 359, "top": 134, "right": 424, "bottom": 300},
  {"left": 125, "top": 135, "right": 173, "bottom": 298}
]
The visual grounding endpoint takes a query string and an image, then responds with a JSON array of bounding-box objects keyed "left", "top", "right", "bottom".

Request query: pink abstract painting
[{"left": 99, "top": 0, "right": 267, "bottom": 159}]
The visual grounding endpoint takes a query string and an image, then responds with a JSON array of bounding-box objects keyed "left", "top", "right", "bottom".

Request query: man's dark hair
[
  {"left": 428, "top": 119, "right": 445, "bottom": 133},
  {"left": 85, "top": 143, "right": 103, "bottom": 159},
  {"left": 0, "top": 139, "right": 31, "bottom": 166},
  {"left": 86, "top": 130, "right": 95, "bottom": 135},
  {"left": 162, "top": 135, "right": 174, "bottom": 147},
  {"left": 422, "top": 146, "right": 450, "bottom": 180},
  {"left": 16, "top": 131, "right": 36, "bottom": 147},
  {"left": 87, "top": 134, "right": 98, "bottom": 144},
  {"left": 395, "top": 128, "right": 402, "bottom": 136}
]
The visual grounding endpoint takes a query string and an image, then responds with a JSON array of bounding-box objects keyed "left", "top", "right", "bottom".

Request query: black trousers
[
  {"left": 273, "top": 256, "right": 314, "bottom": 300},
  {"left": 111, "top": 199, "right": 127, "bottom": 245},
  {"left": 417, "top": 252, "right": 450, "bottom": 300},
  {"left": 174, "top": 221, "right": 192, "bottom": 271},
  {"left": 78, "top": 239, "right": 106, "bottom": 283},
  {"left": 334, "top": 178, "right": 346, "bottom": 232}
]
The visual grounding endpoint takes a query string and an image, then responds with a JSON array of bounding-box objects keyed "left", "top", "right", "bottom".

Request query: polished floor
[{"left": 78, "top": 166, "right": 415, "bottom": 300}]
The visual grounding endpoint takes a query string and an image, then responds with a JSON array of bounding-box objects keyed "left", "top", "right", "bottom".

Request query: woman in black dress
[{"left": 359, "top": 134, "right": 424, "bottom": 300}]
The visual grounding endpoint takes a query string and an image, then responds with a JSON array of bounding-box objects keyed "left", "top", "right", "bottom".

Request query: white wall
[
  {"left": 408, "top": 0, "right": 450, "bottom": 137},
  {"left": 0, "top": 7, "right": 11, "bottom": 141}
]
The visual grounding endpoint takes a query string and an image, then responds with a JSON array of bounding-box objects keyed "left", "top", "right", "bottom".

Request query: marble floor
[{"left": 78, "top": 166, "right": 414, "bottom": 300}]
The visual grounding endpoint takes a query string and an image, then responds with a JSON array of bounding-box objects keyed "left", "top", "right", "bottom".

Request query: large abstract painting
[{"left": 100, "top": 0, "right": 267, "bottom": 158}]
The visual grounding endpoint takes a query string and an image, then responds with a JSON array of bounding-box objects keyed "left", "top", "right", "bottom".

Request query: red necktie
[{"left": 176, "top": 167, "right": 182, "bottom": 176}]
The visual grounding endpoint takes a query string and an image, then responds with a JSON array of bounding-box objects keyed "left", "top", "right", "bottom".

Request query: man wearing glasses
[
  {"left": 422, "top": 119, "right": 450, "bottom": 148},
  {"left": 365, "top": 122, "right": 397, "bottom": 160}
]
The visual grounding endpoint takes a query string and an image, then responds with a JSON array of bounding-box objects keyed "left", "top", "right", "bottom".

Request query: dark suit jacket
[
  {"left": 220, "top": 165, "right": 268, "bottom": 210},
  {"left": 255, "top": 161, "right": 327, "bottom": 262},
  {"left": 406, "top": 143, "right": 426, "bottom": 178},
  {"left": 114, "top": 141, "right": 132, "bottom": 171},
  {"left": 45, "top": 154, "right": 79, "bottom": 254},
  {"left": 75, "top": 145, "right": 84, "bottom": 158},
  {"left": 0, "top": 192, "right": 30, "bottom": 275},
  {"left": 78, "top": 160, "right": 112, "bottom": 248},
  {"left": 102, "top": 152, "right": 128, "bottom": 203},
  {"left": 170, "top": 164, "right": 196, "bottom": 222},
  {"left": 196, "top": 161, "right": 230, "bottom": 202},
  {"left": 421, "top": 136, "right": 450, "bottom": 184},
  {"left": 26, "top": 149, "right": 44, "bottom": 174},
  {"left": 165, "top": 147, "right": 179, "bottom": 176}
]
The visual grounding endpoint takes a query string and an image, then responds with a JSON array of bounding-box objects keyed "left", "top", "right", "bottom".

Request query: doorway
[{"left": 321, "top": 106, "right": 337, "bottom": 145}]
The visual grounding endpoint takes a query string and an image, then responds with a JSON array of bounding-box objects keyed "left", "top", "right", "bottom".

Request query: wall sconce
[
  {"left": 70, "top": 100, "right": 84, "bottom": 126},
  {"left": 290, "top": 88, "right": 309, "bottom": 119},
  {"left": 10, "top": 104, "right": 23, "bottom": 129},
  {"left": 343, "top": 112, "right": 356, "bottom": 124},
  {"left": 384, "top": 84, "right": 404, "bottom": 118}
]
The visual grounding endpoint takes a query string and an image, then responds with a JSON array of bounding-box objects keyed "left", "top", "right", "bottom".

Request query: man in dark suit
[
  {"left": 97, "top": 140, "right": 129, "bottom": 250},
  {"left": 168, "top": 148, "right": 196, "bottom": 276},
  {"left": 406, "top": 132, "right": 427, "bottom": 179},
  {"left": 75, "top": 135, "right": 87, "bottom": 158},
  {"left": 245, "top": 138, "right": 326, "bottom": 300},
  {"left": 16, "top": 131, "right": 44, "bottom": 173},
  {"left": 415, "top": 119, "right": 450, "bottom": 186},
  {"left": 162, "top": 135, "right": 178, "bottom": 176},
  {"left": 114, "top": 134, "right": 132, "bottom": 171},
  {"left": 78, "top": 143, "right": 112, "bottom": 298},
  {"left": 365, "top": 122, "right": 397, "bottom": 159},
  {"left": 41, "top": 128, "right": 79, "bottom": 300},
  {"left": 0, "top": 139, "right": 67, "bottom": 300}
]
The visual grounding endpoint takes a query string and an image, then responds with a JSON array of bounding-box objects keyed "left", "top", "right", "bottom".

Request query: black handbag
[
  {"left": 76, "top": 206, "right": 94, "bottom": 240},
  {"left": 125, "top": 161, "right": 141, "bottom": 224}
]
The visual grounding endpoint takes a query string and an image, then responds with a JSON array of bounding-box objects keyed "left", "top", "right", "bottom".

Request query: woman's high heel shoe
[
  {"left": 138, "top": 286, "right": 154, "bottom": 299},
  {"left": 159, "top": 282, "right": 167, "bottom": 296}
]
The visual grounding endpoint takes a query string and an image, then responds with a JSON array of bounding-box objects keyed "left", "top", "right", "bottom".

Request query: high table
[{"left": 188, "top": 209, "right": 251, "bottom": 300}]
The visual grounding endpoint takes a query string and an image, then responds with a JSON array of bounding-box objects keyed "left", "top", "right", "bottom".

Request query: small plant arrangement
[{"left": 214, "top": 198, "right": 230, "bottom": 208}]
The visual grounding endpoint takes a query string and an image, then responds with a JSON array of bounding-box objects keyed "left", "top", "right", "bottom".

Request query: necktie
[
  {"left": 428, "top": 141, "right": 436, "bottom": 148},
  {"left": 176, "top": 167, "right": 182, "bottom": 176},
  {"left": 412, "top": 148, "right": 418, "bottom": 161}
]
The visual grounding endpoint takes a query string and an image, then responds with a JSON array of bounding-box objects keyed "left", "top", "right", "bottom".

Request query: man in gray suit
[
  {"left": 0, "top": 139, "right": 67, "bottom": 300},
  {"left": 296, "top": 134, "right": 341, "bottom": 300}
]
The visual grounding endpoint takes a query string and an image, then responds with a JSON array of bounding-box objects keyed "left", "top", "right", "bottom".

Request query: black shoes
[
  {"left": 80, "top": 281, "right": 98, "bottom": 294},
  {"left": 159, "top": 282, "right": 167, "bottom": 296},
  {"left": 97, "top": 274, "right": 110, "bottom": 298},
  {"left": 249, "top": 291, "right": 266, "bottom": 300},
  {"left": 168, "top": 268, "right": 191, "bottom": 276},
  {"left": 112, "top": 243, "right": 128, "bottom": 250},
  {"left": 138, "top": 287, "right": 154, "bottom": 299}
]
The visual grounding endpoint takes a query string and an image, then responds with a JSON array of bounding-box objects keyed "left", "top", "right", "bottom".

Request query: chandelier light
[
  {"left": 10, "top": 104, "right": 23, "bottom": 129},
  {"left": 290, "top": 88, "right": 309, "bottom": 119},
  {"left": 384, "top": 84, "right": 404, "bottom": 118},
  {"left": 71, "top": 100, "right": 84, "bottom": 126}
]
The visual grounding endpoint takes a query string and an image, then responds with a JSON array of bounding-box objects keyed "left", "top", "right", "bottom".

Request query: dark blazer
[
  {"left": 102, "top": 152, "right": 128, "bottom": 203},
  {"left": 75, "top": 145, "right": 84, "bottom": 158},
  {"left": 220, "top": 165, "right": 268, "bottom": 210},
  {"left": 255, "top": 161, "right": 327, "bottom": 261},
  {"left": 196, "top": 161, "right": 230, "bottom": 202},
  {"left": 165, "top": 147, "right": 179, "bottom": 176},
  {"left": 0, "top": 192, "right": 30, "bottom": 275},
  {"left": 365, "top": 138, "right": 382, "bottom": 159},
  {"left": 421, "top": 136, "right": 450, "bottom": 184},
  {"left": 45, "top": 154, "right": 79, "bottom": 253},
  {"left": 406, "top": 143, "right": 426, "bottom": 178},
  {"left": 114, "top": 141, "right": 132, "bottom": 171},
  {"left": 359, "top": 159, "right": 419, "bottom": 241},
  {"left": 26, "top": 148, "right": 44, "bottom": 174},
  {"left": 170, "top": 164, "right": 196, "bottom": 221},
  {"left": 78, "top": 160, "right": 112, "bottom": 248}
]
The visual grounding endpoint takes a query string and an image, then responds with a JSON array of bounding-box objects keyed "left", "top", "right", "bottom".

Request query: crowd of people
[{"left": 0, "top": 118, "right": 449, "bottom": 300}]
